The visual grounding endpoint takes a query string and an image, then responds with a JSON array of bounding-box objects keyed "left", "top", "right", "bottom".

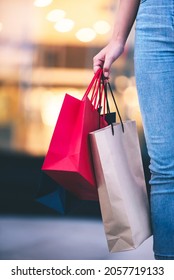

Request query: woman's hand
[
  {"left": 93, "top": 0, "right": 140, "bottom": 78},
  {"left": 93, "top": 39, "right": 124, "bottom": 78}
]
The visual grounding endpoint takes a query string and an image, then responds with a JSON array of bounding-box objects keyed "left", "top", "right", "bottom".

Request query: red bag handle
[
  {"left": 82, "top": 68, "right": 124, "bottom": 133},
  {"left": 82, "top": 68, "right": 103, "bottom": 101},
  {"left": 82, "top": 68, "right": 107, "bottom": 116}
]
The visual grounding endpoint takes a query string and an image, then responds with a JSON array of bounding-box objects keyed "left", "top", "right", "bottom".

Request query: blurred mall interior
[{"left": 0, "top": 0, "right": 153, "bottom": 259}]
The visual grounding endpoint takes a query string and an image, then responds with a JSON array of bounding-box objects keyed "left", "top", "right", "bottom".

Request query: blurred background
[{"left": 0, "top": 0, "right": 152, "bottom": 259}]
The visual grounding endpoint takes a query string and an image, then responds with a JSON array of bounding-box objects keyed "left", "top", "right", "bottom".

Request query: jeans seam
[{"left": 155, "top": 253, "right": 174, "bottom": 259}]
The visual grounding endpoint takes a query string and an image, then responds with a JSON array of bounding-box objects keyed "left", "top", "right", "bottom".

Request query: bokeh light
[
  {"left": 34, "top": 0, "right": 53, "bottom": 8},
  {"left": 76, "top": 28, "right": 96, "bottom": 42},
  {"left": 46, "top": 9, "right": 66, "bottom": 22},
  {"left": 93, "top": 20, "right": 111, "bottom": 35},
  {"left": 54, "top": 18, "right": 74, "bottom": 33}
]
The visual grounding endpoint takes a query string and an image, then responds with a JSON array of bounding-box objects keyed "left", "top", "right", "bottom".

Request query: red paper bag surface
[{"left": 42, "top": 91, "right": 107, "bottom": 200}]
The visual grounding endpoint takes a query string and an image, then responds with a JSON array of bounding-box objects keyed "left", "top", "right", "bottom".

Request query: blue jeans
[{"left": 134, "top": 0, "right": 174, "bottom": 259}]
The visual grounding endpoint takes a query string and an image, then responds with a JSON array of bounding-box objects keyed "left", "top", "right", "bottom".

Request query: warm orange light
[
  {"left": 34, "top": 0, "right": 53, "bottom": 8},
  {"left": 115, "top": 75, "right": 130, "bottom": 93},
  {"left": 46, "top": 9, "right": 65, "bottom": 22},
  {"left": 76, "top": 28, "right": 96, "bottom": 42},
  {"left": 54, "top": 19, "right": 74, "bottom": 33},
  {"left": 41, "top": 94, "right": 62, "bottom": 126},
  {"left": 93, "top": 20, "right": 111, "bottom": 35}
]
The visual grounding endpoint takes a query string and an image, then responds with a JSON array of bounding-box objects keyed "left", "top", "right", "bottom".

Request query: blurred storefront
[{"left": 0, "top": 0, "right": 150, "bottom": 215}]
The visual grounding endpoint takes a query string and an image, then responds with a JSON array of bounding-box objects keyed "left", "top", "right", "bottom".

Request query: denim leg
[{"left": 134, "top": 0, "right": 174, "bottom": 259}]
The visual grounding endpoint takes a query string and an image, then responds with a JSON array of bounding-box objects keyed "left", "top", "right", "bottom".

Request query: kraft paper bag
[{"left": 89, "top": 120, "right": 152, "bottom": 252}]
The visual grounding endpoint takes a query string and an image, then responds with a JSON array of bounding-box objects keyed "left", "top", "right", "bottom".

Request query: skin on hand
[
  {"left": 93, "top": 40, "right": 124, "bottom": 78},
  {"left": 93, "top": 0, "right": 140, "bottom": 79}
]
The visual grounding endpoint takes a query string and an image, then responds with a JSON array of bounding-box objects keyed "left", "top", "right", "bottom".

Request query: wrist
[
  {"left": 110, "top": 35, "right": 125, "bottom": 51},
  {"left": 111, "top": 26, "right": 127, "bottom": 47}
]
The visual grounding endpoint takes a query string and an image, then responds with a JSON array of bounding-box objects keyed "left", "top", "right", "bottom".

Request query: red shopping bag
[{"left": 42, "top": 69, "right": 107, "bottom": 200}]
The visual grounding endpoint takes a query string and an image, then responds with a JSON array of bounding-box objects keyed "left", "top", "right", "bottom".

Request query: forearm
[
  {"left": 112, "top": 0, "right": 140, "bottom": 45},
  {"left": 93, "top": 0, "right": 140, "bottom": 76}
]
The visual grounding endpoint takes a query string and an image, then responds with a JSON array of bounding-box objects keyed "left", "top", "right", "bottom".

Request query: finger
[
  {"left": 93, "top": 60, "right": 104, "bottom": 73},
  {"left": 93, "top": 59, "right": 104, "bottom": 74},
  {"left": 103, "top": 64, "right": 110, "bottom": 78},
  {"left": 93, "top": 65, "right": 101, "bottom": 74},
  {"left": 93, "top": 53, "right": 105, "bottom": 73},
  {"left": 103, "top": 56, "right": 114, "bottom": 78}
]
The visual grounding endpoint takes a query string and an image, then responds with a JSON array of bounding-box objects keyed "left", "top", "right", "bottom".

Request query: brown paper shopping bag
[{"left": 89, "top": 120, "right": 152, "bottom": 252}]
